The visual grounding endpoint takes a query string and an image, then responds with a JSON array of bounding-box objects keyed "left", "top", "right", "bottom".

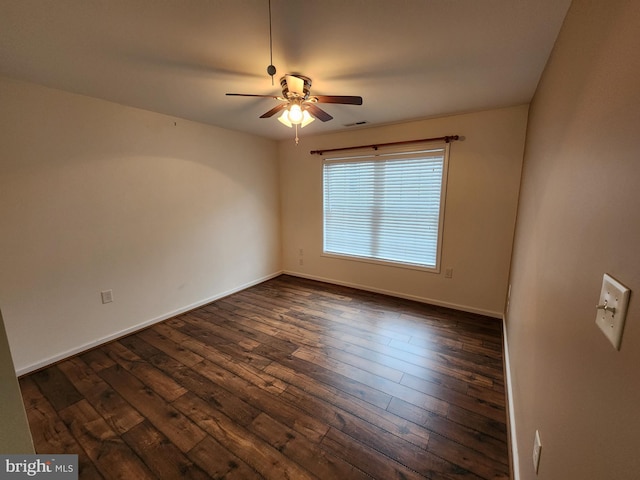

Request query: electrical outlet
[
  {"left": 532, "top": 430, "right": 542, "bottom": 474},
  {"left": 101, "top": 289, "right": 113, "bottom": 304},
  {"left": 444, "top": 268, "right": 453, "bottom": 278},
  {"left": 298, "top": 258, "right": 304, "bottom": 266},
  {"left": 298, "top": 248, "right": 304, "bottom": 256}
]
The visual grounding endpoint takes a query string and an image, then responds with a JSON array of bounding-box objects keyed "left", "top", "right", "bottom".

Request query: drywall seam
[
  {"left": 283, "top": 271, "right": 502, "bottom": 319},
  {"left": 15, "top": 271, "right": 283, "bottom": 376}
]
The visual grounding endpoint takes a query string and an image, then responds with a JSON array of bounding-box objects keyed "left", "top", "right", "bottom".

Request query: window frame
[{"left": 321, "top": 142, "right": 450, "bottom": 273}]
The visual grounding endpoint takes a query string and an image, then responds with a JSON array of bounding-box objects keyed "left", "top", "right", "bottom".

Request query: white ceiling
[{"left": 0, "top": 0, "right": 571, "bottom": 140}]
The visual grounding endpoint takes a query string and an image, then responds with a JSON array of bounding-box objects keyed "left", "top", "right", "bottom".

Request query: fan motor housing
[{"left": 281, "top": 75, "right": 312, "bottom": 100}]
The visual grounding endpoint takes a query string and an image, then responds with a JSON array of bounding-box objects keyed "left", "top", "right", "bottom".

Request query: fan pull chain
[
  {"left": 267, "top": 0, "right": 276, "bottom": 85},
  {"left": 295, "top": 124, "right": 299, "bottom": 145}
]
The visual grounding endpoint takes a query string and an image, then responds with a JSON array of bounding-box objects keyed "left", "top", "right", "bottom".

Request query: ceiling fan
[{"left": 226, "top": 74, "right": 363, "bottom": 143}]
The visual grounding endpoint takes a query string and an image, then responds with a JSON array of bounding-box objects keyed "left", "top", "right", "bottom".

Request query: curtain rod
[{"left": 310, "top": 135, "right": 459, "bottom": 155}]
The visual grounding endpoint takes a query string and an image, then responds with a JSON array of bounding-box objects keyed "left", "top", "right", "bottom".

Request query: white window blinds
[{"left": 323, "top": 144, "right": 449, "bottom": 270}]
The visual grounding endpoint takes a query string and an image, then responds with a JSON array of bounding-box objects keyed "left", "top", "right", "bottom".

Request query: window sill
[{"left": 321, "top": 251, "right": 440, "bottom": 274}]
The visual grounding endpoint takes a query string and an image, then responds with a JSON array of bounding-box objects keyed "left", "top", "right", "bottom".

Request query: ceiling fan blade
[
  {"left": 305, "top": 103, "right": 333, "bottom": 122},
  {"left": 225, "top": 93, "right": 280, "bottom": 100},
  {"left": 313, "top": 95, "right": 363, "bottom": 105},
  {"left": 285, "top": 75, "right": 305, "bottom": 96},
  {"left": 226, "top": 93, "right": 280, "bottom": 99},
  {"left": 260, "top": 103, "right": 288, "bottom": 118}
]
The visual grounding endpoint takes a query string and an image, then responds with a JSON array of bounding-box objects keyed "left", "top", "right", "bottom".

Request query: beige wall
[
  {"left": 507, "top": 1, "right": 640, "bottom": 479},
  {"left": 0, "top": 77, "right": 281, "bottom": 374},
  {"left": 279, "top": 106, "right": 528, "bottom": 317}
]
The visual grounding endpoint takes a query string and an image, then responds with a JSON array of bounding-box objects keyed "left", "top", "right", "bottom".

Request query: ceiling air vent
[{"left": 343, "top": 121, "right": 368, "bottom": 127}]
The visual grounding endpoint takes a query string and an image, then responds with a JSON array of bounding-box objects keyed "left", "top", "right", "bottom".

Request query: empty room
[{"left": 0, "top": 1, "right": 638, "bottom": 479}]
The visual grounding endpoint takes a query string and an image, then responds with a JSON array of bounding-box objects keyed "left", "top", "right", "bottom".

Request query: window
[{"left": 322, "top": 143, "right": 449, "bottom": 271}]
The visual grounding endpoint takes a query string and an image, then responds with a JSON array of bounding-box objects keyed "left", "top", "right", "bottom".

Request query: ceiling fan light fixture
[
  {"left": 278, "top": 104, "right": 315, "bottom": 128},
  {"left": 277, "top": 109, "right": 293, "bottom": 128},
  {"left": 300, "top": 110, "right": 315, "bottom": 128},
  {"left": 288, "top": 103, "right": 303, "bottom": 123}
]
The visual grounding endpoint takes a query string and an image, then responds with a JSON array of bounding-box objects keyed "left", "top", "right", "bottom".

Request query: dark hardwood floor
[{"left": 20, "top": 275, "right": 510, "bottom": 480}]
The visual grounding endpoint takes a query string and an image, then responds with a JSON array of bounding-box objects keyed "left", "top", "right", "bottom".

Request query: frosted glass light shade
[{"left": 278, "top": 106, "right": 315, "bottom": 128}]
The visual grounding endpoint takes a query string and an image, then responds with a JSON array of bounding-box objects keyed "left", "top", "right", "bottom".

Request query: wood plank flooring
[{"left": 20, "top": 275, "right": 510, "bottom": 480}]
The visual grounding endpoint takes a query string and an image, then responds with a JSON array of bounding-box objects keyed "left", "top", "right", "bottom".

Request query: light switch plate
[
  {"left": 595, "top": 274, "right": 630, "bottom": 350},
  {"left": 532, "top": 430, "right": 542, "bottom": 474}
]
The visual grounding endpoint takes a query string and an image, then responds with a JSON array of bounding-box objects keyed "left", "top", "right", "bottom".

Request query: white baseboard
[
  {"left": 282, "top": 270, "right": 502, "bottom": 319},
  {"left": 502, "top": 315, "right": 520, "bottom": 480},
  {"left": 16, "top": 271, "right": 283, "bottom": 376}
]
